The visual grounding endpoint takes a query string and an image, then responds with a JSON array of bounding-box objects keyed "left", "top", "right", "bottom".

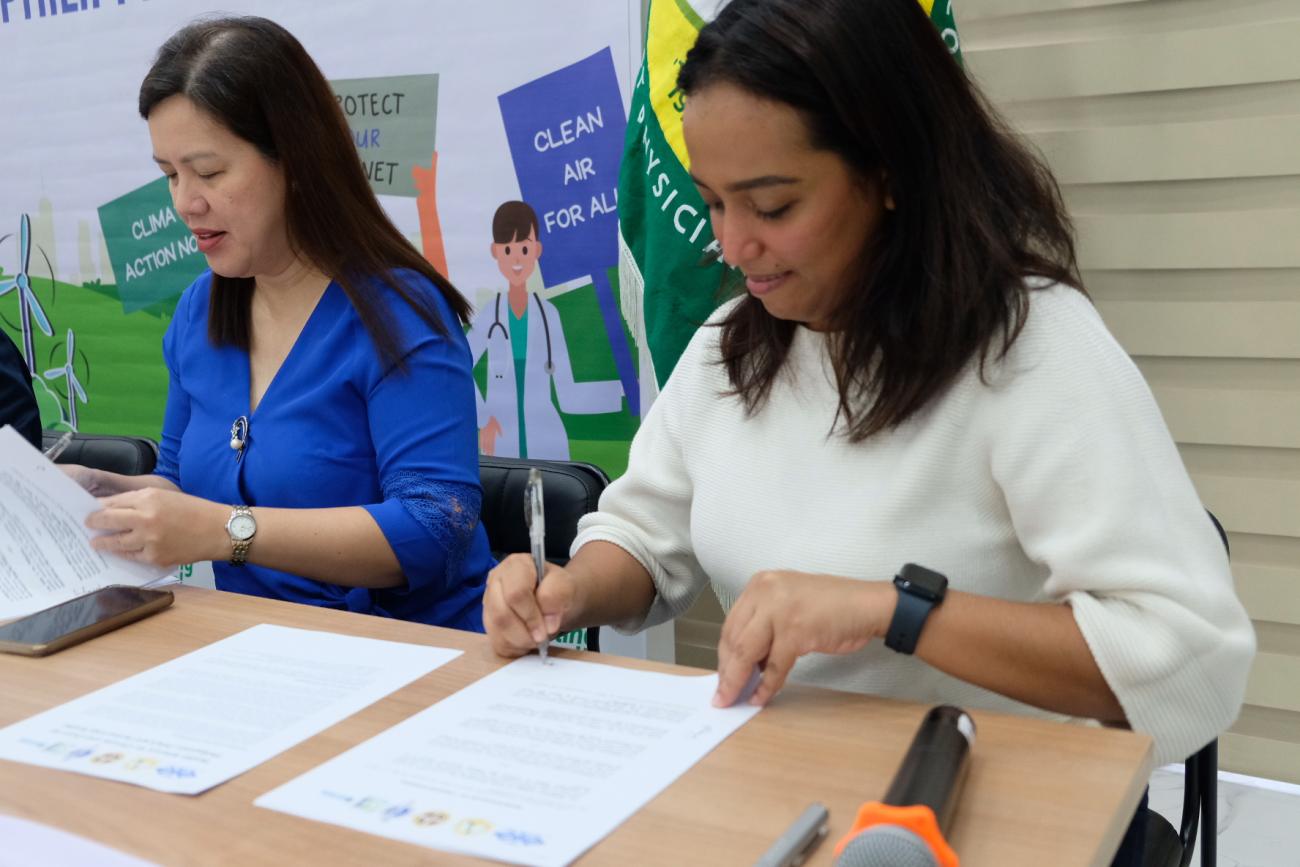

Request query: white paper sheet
[
  {"left": 0, "top": 815, "right": 161, "bottom": 867},
  {"left": 0, "top": 624, "right": 461, "bottom": 794},
  {"left": 256, "top": 656, "right": 761, "bottom": 867},
  {"left": 0, "top": 425, "right": 171, "bottom": 620}
]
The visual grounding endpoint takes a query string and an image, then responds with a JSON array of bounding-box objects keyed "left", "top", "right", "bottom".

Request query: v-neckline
[{"left": 244, "top": 280, "right": 337, "bottom": 417}]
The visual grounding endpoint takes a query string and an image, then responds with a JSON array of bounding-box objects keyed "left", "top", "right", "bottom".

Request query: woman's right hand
[{"left": 484, "top": 553, "right": 585, "bottom": 657}]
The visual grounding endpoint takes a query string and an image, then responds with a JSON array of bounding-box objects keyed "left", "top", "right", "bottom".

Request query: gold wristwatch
[{"left": 225, "top": 506, "right": 257, "bottom": 566}]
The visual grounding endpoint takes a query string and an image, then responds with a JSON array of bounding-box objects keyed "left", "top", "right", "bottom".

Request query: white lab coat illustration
[{"left": 466, "top": 292, "right": 624, "bottom": 459}]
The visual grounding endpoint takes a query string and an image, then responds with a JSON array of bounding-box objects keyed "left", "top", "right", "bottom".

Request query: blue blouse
[{"left": 155, "top": 269, "right": 493, "bottom": 630}]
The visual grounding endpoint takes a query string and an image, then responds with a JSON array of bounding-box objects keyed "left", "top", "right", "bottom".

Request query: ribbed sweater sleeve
[{"left": 984, "top": 291, "right": 1255, "bottom": 763}]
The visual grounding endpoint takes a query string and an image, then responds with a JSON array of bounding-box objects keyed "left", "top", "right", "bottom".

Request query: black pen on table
[
  {"left": 754, "top": 802, "right": 829, "bottom": 867},
  {"left": 524, "top": 467, "right": 549, "bottom": 663}
]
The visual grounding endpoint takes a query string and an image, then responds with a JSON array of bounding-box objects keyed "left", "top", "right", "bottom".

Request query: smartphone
[{"left": 0, "top": 586, "right": 174, "bottom": 657}]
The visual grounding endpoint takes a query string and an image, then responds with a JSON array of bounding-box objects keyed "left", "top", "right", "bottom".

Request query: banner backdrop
[{"left": 0, "top": 1, "right": 642, "bottom": 476}]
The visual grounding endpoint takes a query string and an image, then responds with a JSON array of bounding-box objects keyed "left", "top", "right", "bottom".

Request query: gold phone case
[{"left": 0, "top": 588, "right": 174, "bottom": 657}]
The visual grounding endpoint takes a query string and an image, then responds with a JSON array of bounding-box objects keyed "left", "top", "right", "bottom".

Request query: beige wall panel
[
  {"left": 676, "top": 641, "right": 719, "bottom": 671},
  {"left": 1026, "top": 116, "right": 1300, "bottom": 184},
  {"left": 1066, "top": 176, "right": 1300, "bottom": 216},
  {"left": 676, "top": 617, "right": 721, "bottom": 671},
  {"left": 677, "top": 592, "right": 723, "bottom": 670},
  {"left": 676, "top": 613, "right": 721, "bottom": 650},
  {"left": 961, "top": 0, "right": 1297, "bottom": 46},
  {"left": 1136, "top": 357, "right": 1300, "bottom": 390},
  {"left": 1089, "top": 269, "right": 1300, "bottom": 303},
  {"left": 1255, "top": 620, "right": 1300, "bottom": 655},
  {"left": 1236, "top": 566, "right": 1300, "bottom": 628},
  {"left": 1230, "top": 533, "right": 1300, "bottom": 629},
  {"left": 958, "top": 0, "right": 1146, "bottom": 22},
  {"left": 1221, "top": 731, "right": 1300, "bottom": 785},
  {"left": 1244, "top": 652, "right": 1300, "bottom": 714},
  {"left": 1076, "top": 212, "right": 1300, "bottom": 271},
  {"left": 1003, "top": 79, "right": 1300, "bottom": 134},
  {"left": 1180, "top": 442, "right": 1300, "bottom": 478},
  {"left": 1188, "top": 474, "right": 1300, "bottom": 539},
  {"left": 1094, "top": 300, "right": 1300, "bottom": 357},
  {"left": 1233, "top": 703, "right": 1300, "bottom": 743},
  {"left": 968, "top": 20, "right": 1300, "bottom": 102},
  {"left": 1140, "top": 384, "right": 1300, "bottom": 450}
]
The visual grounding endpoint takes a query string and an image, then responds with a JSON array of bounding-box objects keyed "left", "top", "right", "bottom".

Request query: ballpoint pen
[
  {"left": 524, "top": 468, "right": 549, "bottom": 663},
  {"left": 43, "top": 431, "right": 74, "bottom": 462}
]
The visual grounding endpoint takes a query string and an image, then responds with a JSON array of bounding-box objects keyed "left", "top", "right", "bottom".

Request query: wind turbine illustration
[
  {"left": 44, "top": 328, "right": 88, "bottom": 430},
  {"left": 0, "top": 214, "right": 54, "bottom": 375}
]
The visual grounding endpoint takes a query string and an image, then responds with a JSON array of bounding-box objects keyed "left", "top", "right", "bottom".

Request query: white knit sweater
[{"left": 574, "top": 285, "right": 1255, "bottom": 764}]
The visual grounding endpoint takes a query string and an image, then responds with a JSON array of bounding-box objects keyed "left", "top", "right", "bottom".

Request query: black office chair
[
  {"left": 41, "top": 430, "right": 159, "bottom": 476},
  {"left": 478, "top": 456, "right": 610, "bottom": 652},
  {"left": 1142, "top": 511, "right": 1228, "bottom": 867}
]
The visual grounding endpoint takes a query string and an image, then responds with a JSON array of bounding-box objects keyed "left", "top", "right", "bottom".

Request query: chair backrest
[
  {"left": 478, "top": 456, "right": 609, "bottom": 565},
  {"left": 42, "top": 431, "right": 159, "bottom": 476},
  {"left": 478, "top": 456, "right": 610, "bottom": 652}
]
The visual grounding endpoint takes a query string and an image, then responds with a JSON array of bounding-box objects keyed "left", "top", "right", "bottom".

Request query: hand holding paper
[
  {"left": 85, "top": 487, "right": 226, "bottom": 569},
  {"left": 0, "top": 425, "right": 172, "bottom": 620}
]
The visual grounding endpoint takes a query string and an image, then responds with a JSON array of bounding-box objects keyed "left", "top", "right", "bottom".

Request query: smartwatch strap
[{"left": 886, "top": 586, "right": 937, "bottom": 655}]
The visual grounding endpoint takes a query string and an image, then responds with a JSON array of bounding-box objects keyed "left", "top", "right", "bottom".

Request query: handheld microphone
[{"left": 833, "top": 704, "right": 975, "bottom": 867}]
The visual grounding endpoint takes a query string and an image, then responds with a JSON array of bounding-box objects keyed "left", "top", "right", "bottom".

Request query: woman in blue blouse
[{"left": 66, "top": 17, "right": 492, "bottom": 629}]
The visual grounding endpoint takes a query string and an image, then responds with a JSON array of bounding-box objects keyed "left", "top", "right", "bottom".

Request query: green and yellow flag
[{"left": 617, "top": 0, "right": 962, "bottom": 395}]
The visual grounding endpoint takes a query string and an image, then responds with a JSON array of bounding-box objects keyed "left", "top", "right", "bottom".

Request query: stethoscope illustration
[{"left": 486, "top": 292, "right": 554, "bottom": 374}]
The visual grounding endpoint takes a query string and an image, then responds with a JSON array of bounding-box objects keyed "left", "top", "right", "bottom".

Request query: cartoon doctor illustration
[{"left": 466, "top": 200, "right": 624, "bottom": 459}]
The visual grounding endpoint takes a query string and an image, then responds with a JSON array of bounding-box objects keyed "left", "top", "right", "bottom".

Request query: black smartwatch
[{"left": 885, "top": 563, "right": 948, "bottom": 655}]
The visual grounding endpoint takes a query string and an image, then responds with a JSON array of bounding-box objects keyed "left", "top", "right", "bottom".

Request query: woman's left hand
[
  {"left": 713, "top": 571, "right": 897, "bottom": 708},
  {"left": 86, "top": 488, "right": 226, "bottom": 568}
]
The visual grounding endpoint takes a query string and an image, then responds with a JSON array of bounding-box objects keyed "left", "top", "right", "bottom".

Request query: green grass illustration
[{"left": 1, "top": 276, "right": 172, "bottom": 438}]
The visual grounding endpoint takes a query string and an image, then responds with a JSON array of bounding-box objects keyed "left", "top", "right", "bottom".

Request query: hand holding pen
[
  {"left": 481, "top": 471, "right": 582, "bottom": 659},
  {"left": 524, "top": 468, "right": 550, "bottom": 663}
]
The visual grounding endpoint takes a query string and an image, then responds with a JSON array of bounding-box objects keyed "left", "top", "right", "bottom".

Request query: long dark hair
[
  {"left": 678, "top": 0, "right": 1081, "bottom": 441},
  {"left": 139, "top": 16, "right": 470, "bottom": 364}
]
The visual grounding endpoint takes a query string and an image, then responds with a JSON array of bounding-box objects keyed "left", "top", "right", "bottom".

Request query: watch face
[
  {"left": 228, "top": 514, "right": 256, "bottom": 541},
  {"left": 896, "top": 563, "right": 947, "bottom": 601}
]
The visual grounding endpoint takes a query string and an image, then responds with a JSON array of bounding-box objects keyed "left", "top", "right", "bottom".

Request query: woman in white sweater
[{"left": 484, "top": 0, "right": 1254, "bottom": 847}]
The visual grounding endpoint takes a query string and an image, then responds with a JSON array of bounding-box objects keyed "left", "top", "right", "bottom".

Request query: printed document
[
  {"left": 0, "top": 425, "right": 170, "bottom": 619},
  {"left": 0, "top": 624, "right": 460, "bottom": 794},
  {"left": 256, "top": 656, "right": 761, "bottom": 867}
]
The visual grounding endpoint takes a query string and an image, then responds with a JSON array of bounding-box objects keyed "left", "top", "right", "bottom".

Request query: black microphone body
[
  {"left": 834, "top": 704, "right": 975, "bottom": 867},
  {"left": 882, "top": 704, "right": 973, "bottom": 830}
]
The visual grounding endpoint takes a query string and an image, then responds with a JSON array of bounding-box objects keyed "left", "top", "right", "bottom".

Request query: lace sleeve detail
[{"left": 380, "top": 470, "right": 481, "bottom": 573}]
